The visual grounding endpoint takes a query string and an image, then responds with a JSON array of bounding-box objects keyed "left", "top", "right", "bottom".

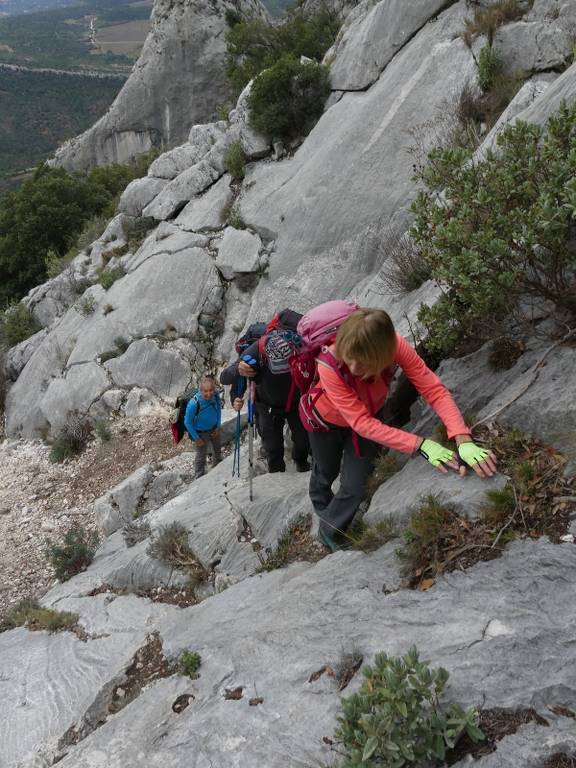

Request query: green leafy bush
[
  {"left": 248, "top": 56, "right": 331, "bottom": 143},
  {"left": 226, "top": 7, "right": 340, "bottom": 95},
  {"left": 98, "top": 264, "right": 126, "bottom": 290},
  {"left": 123, "top": 216, "right": 156, "bottom": 252},
  {"left": 0, "top": 154, "right": 156, "bottom": 304},
  {"left": 412, "top": 102, "right": 576, "bottom": 355},
  {"left": 224, "top": 140, "right": 247, "bottom": 180},
  {"left": 477, "top": 44, "right": 503, "bottom": 92},
  {"left": 46, "top": 525, "right": 100, "bottom": 581},
  {"left": 179, "top": 650, "right": 202, "bottom": 678},
  {"left": 1, "top": 302, "right": 41, "bottom": 347},
  {"left": 49, "top": 416, "right": 92, "bottom": 462},
  {"left": 335, "top": 646, "right": 484, "bottom": 766}
]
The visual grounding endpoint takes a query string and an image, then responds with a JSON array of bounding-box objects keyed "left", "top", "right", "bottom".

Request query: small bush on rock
[
  {"left": 477, "top": 44, "right": 503, "bottom": 92},
  {"left": 46, "top": 525, "right": 100, "bottom": 581},
  {"left": 248, "top": 56, "right": 331, "bottom": 143},
  {"left": 376, "top": 228, "right": 432, "bottom": 296},
  {"left": 412, "top": 102, "right": 576, "bottom": 355},
  {"left": 1, "top": 303, "right": 41, "bottom": 347},
  {"left": 76, "top": 294, "right": 96, "bottom": 316},
  {"left": 0, "top": 598, "right": 79, "bottom": 634},
  {"left": 349, "top": 519, "right": 397, "bottom": 553},
  {"left": 366, "top": 452, "right": 401, "bottom": 498},
  {"left": 147, "top": 523, "right": 206, "bottom": 583},
  {"left": 49, "top": 416, "right": 92, "bottom": 463},
  {"left": 335, "top": 646, "right": 484, "bottom": 766},
  {"left": 179, "top": 650, "right": 202, "bottom": 678},
  {"left": 98, "top": 265, "right": 126, "bottom": 290},
  {"left": 224, "top": 140, "right": 247, "bottom": 180}
]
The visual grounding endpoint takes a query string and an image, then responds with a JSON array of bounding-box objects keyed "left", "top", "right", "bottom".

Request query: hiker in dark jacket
[
  {"left": 185, "top": 375, "right": 222, "bottom": 478},
  {"left": 220, "top": 312, "right": 310, "bottom": 473}
]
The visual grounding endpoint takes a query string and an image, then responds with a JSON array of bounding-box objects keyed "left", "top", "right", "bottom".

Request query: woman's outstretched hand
[
  {"left": 455, "top": 437, "right": 498, "bottom": 478},
  {"left": 417, "top": 438, "right": 457, "bottom": 474}
]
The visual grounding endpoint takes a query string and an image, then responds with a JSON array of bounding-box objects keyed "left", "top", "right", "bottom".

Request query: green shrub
[
  {"left": 412, "top": 102, "right": 576, "bottom": 355},
  {"left": 335, "top": 646, "right": 484, "bottom": 766},
  {"left": 76, "top": 294, "right": 96, "bottom": 316},
  {"left": 46, "top": 525, "right": 100, "bottom": 581},
  {"left": 45, "top": 248, "right": 67, "bottom": 279},
  {"left": 0, "top": 598, "right": 79, "bottom": 634},
  {"left": 147, "top": 523, "right": 206, "bottom": 583},
  {"left": 225, "top": 7, "right": 242, "bottom": 27},
  {"left": 248, "top": 56, "right": 331, "bottom": 143},
  {"left": 94, "top": 419, "right": 112, "bottom": 442},
  {"left": 377, "top": 226, "right": 432, "bottom": 295},
  {"left": 395, "top": 495, "right": 454, "bottom": 579},
  {"left": 49, "top": 416, "right": 92, "bottom": 462},
  {"left": 179, "top": 650, "right": 202, "bottom": 678},
  {"left": 226, "top": 7, "right": 340, "bottom": 95},
  {"left": 478, "top": 44, "right": 503, "bottom": 92},
  {"left": 226, "top": 204, "right": 246, "bottom": 230},
  {"left": 0, "top": 155, "right": 157, "bottom": 305},
  {"left": 349, "top": 519, "right": 397, "bottom": 553},
  {"left": 224, "top": 140, "right": 247, "bottom": 180},
  {"left": 76, "top": 215, "right": 109, "bottom": 252},
  {"left": 1, "top": 302, "right": 41, "bottom": 347},
  {"left": 98, "top": 265, "right": 126, "bottom": 290},
  {"left": 123, "top": 216, "right": 156, "bottom": 251}
]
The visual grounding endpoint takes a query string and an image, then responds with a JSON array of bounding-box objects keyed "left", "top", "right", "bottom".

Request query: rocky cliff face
[
  {"left": 2, "top": 1, "right": 576, "bottom": 766},
  {"left": 52, "top": 0, "right": 269, "bottom": 171}
]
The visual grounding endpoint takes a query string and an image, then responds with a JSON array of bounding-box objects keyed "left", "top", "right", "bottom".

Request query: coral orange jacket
[{"left": 314, "top": 334, "right": 471, "bottom": 454}]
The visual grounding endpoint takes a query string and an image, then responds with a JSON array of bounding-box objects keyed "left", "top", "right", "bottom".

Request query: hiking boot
[
  {"left": 318, "top": 528, "right": 339, "bottom": 553},
  {"left": 295, "top": 461, "right": 310, "bottom": 473}
]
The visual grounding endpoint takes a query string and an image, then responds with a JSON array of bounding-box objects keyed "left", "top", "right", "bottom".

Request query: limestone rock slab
[
  {"left": 365, "top": 459, "right": 507, "bottom": 526},
  {"left": 493, "top": 20, "right": 573, "bottom": 73},
  {"left": 118, "top": 177, "right": 169, "bottom": 217},
  {"left": 215, "top": 227, "right": 262, "bottom": 280},
  {"left": 175, "top": 174, "right": 234, "bottom": 232},
  {"left": 240, "top": 3, "right": 476, "bottom": 320},
  {"left": 46, "top": 539, "right": 576, "bottom": 768},
  {"left": 105, "top": 338, "right": 194, "bottom": 401},
  {"left": 330, "top": 0, "right": 450, "bottom": 91}
]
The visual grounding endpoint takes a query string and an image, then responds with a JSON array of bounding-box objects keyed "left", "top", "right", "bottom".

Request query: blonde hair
[{"left": 334, "top": 308, "right": 397, "bottom": 376}]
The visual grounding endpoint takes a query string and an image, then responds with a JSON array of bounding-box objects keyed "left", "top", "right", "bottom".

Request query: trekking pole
[
  {"left": 231, "top": 377, "right": 244, "bottom": 478},
  {"left": 248, "top": 380, "right": 256, "bottom": 501}
]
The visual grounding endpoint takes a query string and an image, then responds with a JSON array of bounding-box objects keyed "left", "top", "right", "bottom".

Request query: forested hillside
[{"left": 0, "top": 69, "right": 123, "bottom": 188}]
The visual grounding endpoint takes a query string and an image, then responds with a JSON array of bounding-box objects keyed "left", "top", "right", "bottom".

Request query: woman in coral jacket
[{"left": 308, "top": 308, "right": 497, "bottom": 551}]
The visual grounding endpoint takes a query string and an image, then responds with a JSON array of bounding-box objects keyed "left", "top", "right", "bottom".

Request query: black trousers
[
  {"left": 256, "top": 405, "right": 310, "bottom": 473},
  {"left": 309, "top": 428, "right": 378, "bottom": 537}
]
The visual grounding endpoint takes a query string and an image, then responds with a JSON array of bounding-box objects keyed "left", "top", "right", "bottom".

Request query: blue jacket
[{"left": 184, "top": 392, "right": 221, "bottom": 440}]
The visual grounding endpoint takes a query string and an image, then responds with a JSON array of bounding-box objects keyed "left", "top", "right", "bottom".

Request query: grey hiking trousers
[
  {"left": 309, "top": 428, "right": 379, "bottom": 539},
  {"left": 194, "top": 431, "right": 222, "bottom": 478}
]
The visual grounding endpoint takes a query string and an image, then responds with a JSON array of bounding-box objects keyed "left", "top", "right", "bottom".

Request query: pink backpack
[
  {"left": 289, "top": 301, "right": 396, "bottom": 452},
  {"left": 289, "top": 300, "right": 359, "bottom": 397}
]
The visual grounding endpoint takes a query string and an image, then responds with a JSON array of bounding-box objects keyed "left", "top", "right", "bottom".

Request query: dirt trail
[{"left": 0, "top": 414, "right": 192, "bottom": 618}]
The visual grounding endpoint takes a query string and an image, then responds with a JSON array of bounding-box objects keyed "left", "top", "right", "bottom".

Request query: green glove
[
  {"left": 418, "top": 438, "right": 455, "bottom": 467},
  {"left": 457, "top": 441, "right": 490, "bottom": 467}
]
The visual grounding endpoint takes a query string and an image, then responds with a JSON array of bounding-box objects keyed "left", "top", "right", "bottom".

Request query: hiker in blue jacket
[{"left": 185, "top": 375, "right": 222, "bottom": 478}]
